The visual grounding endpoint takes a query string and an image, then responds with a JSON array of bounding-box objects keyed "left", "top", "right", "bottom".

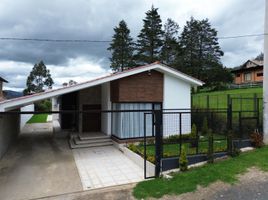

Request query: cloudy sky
[{"left": 0, "top": 0, "right": 265, "bottom": 91}]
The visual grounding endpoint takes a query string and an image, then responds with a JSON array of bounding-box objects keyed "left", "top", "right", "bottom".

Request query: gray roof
[{"left": 0, "top": 77, "right": 8, "bottom": 83}]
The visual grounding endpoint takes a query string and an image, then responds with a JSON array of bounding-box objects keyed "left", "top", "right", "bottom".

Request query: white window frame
[{"left": 244, "top": 73, "right": 251, "bottom": 82}]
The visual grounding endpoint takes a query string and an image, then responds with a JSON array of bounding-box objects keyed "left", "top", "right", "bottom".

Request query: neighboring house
[
  {"left": 231, "top": 59, "right": 263, "bottom": 85},
  {"left": 0, "top": 62, "right": 203, "bottom": 157},
  {"left": 0, "top": 76, "right": 8, "bottom": 101}
]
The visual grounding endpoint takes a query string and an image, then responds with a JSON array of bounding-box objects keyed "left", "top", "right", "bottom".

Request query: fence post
[
  {"left": 227, "top": 132, "right": 233, "bottom": 155},
  {"left": 254, "top": 93, "right": 258, "bottom": 113},
  {"left": 239, "top": 111, "right": 242, "bottom": 139},
  {"left": 207, "top": 95, "right": 210, "bottom": 110},
  {"left": 207, "top": 129, "right": 214, "bottom": 163},
  {"left": 196, "top": 124, "right": 199, "bottom": 154},
  {"left": 179, "top": 113, "right": 182, "bottom": 155},
  {"left": 154, "top": 109, "right": 163, "bottom": 178},
  {"left": 256, "top": 98, "right": 260, "bottom": 129},
  {"left": 227, "top": 95, "right": 232, "bottom": 130}
]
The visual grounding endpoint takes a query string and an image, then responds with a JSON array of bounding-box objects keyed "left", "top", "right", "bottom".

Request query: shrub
[
  {"left": 147, "top": 156, "right": 155, "bottom": 164},
  {"left": 179, "top": 145, "right": 188, "bottom": 172},
  {"left": 35, "top": 99, "right": 52, "bottom": 112},
  {"left": 190, "top": 124, "right": 197, "bottom": 139},
  {"left": 190, "top": 124, "right": 198, "bottom": 147},
  {"left": 207, "top": 129, "right": 214, "bottom": 163},
  {"left": 201, "top": 117, "right": 208, "bottom": 135},
  {"left": 128, "top": 143, "right": 138, "bottom": 153},
  {"left": 230, "top": 148, "right": 241, "bottom": 157},
  {"left": 147, "top": 138, "right": 155, "bottom": 145},
  {"left": 163, "top": 152, "right": 172, "bottom": 158},
  {"left": 163, "top": 133, "right": 192, "bottom": 143},
  {"left": 250, "top": 129, "right": 264, "bottom": 148}
]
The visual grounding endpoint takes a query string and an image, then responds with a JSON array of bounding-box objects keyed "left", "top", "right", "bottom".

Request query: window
[
  {"left": 244, "top": 73, "right": 251, "bottom": 81},
  {"left": 236, "top": 73, "right": 240, "bottom": 77},
  {"left": 257, "top": 72, "right": 263, "bottom": 77}
]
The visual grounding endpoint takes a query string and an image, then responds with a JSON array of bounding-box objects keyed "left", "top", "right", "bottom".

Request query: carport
[{"left": 0, "top": 122, "right": 83, "bottom": 200}]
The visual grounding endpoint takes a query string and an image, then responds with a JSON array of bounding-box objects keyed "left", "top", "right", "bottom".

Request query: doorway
[{"left": 82, "top": 104, "right": 101, "bottom": 132}]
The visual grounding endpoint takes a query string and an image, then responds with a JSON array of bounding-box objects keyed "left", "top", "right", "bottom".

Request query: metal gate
[{"left": 229, "top": 97, "right": 262, "bottom": 138}]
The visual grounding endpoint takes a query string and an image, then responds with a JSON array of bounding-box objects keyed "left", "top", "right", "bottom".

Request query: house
[
  {"left": 0, "top": 62, "right": 203, "bottom": 157},
  {"left": 231, "top": 59, "right": 263, "bottom": 85},
  {"left": 0, "top": 76, "right": 8, "bottom": 101}
]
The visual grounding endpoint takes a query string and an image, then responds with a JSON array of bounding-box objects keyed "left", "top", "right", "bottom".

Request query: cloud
[
  {"left": 0, "top": 0, "right": 265, "bottom": 89},
  {"left": 0, "top": 57, "right": 109, "bottom": 91}
]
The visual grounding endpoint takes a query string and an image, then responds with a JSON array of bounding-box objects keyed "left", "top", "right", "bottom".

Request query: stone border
[{"left": 113, "top": 142, "right": 155, "bottom": 178}]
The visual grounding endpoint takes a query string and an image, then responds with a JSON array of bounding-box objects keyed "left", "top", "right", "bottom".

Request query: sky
[{"left": 0, "top": 0, "right": 265, "bottom": 91}]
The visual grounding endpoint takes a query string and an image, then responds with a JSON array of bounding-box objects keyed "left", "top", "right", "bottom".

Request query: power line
[
  {"left": 0, "top": 37, "right": 112, "bottom": 43},
  {"left": 0, "top": 33, "right": 266, "bottom": 43},
  {"left": 218, "top": 33, "right": 266, "bottom": 39}
]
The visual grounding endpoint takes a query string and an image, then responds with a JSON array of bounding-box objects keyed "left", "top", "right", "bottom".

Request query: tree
[
  {"left": 255, "top": 52, "right": 264, "bottom": 61},
  {"left": 178, "top": 17, "right": 224, "bottom": 84},
  {"left": 107, "top": 20, "right": 135, "bottom": 72},
  {"left": 135, "top": 6, "right": 164, "bottom": 64},
  {"left": 160, "top": 18, "right": 180, "bottom": 65},
  {"left": 63, "top": 80, "right": 77, "bottom": 87},
  {"left": 24, "top": 60, "right": 54, "bottom": 95},
  {"left": 205, "top": 65, "right": 233, "bottom": 89}
]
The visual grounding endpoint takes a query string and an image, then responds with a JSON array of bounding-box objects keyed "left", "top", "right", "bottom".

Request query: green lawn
[
  {"left": 27, "top": 114, "right": 48, "bottom": 123},
  {"left": 133, "top": 146, "right": 268, "bottom": 199},
  {"left": 192, "top": 87, "right": 263, "bottom": 111}
]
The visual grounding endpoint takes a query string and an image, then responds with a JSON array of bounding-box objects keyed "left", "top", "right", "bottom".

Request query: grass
[
  {"left": 192, "top": 87, "right": 263, "bottom": 111},
  {"left": 133, "top": 146, "right": 268, "bottom": 199},
  {"left": 27, "top": 114, "right": 48, "bottom": 123}
]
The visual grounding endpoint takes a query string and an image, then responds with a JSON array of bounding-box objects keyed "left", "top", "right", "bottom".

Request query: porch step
[
  {"left": 69, "top": 134, "right": 113, "bottom": 149},
  {"left": 79, "top": 134, "right": 110, "bottom": 140},
  {"left": 74, "top": 137, "right": 111, "bottom": 145},
  {"left": 69, "top": 139, "right": 113, "bottom": 149}
]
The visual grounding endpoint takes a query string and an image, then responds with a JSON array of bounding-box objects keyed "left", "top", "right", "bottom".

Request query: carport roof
[{"left": 0, "top": 62, "right": 204, "bottom": 111}]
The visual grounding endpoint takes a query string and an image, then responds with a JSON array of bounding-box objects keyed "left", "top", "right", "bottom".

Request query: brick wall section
[{"left": 110, "top": 70, "right": 163, "bottom": 102}]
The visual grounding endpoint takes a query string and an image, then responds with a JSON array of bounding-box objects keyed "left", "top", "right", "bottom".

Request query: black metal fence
[
  {"left": 192, "top": 92, "right": 263, "bottom": 112},
  {"left": 142, "top": 108, "right": 261, "bottom": 177},
  {"left": 1, "top": 107, "right": 261, "bottom": 179}
]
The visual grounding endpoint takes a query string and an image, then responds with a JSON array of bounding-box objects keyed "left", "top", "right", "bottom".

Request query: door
[{"left": 82, "top": 104, "right": 101, "bottom": 132}]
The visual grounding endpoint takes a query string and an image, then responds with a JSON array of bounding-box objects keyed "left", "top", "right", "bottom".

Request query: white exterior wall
[
  {"left": 51, "top": 97, "right": 59, "bottom": 121},
  {"left": 0, "top": 113, "right": 20, "bottom": 158},
  {"left": 163, "top": 74, "right": 191, "bottom": 136},
  {"left": 51, "top": 97, "right": 62, "bottom": 134},
  {"left": 101, "top": 83, "right": 111, "bottom": 135},
  {"left": 20, "top": 104, "right": 34, "bottom": 130}
]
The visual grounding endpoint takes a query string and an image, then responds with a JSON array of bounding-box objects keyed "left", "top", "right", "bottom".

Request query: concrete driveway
[{"left": 0, "top": 128, "right": 83, "bottom": 200}]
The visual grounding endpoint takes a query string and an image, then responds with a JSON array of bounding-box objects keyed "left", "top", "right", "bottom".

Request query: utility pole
[{"left": 263, "top": 0, "right": 268, "bottom": 143}]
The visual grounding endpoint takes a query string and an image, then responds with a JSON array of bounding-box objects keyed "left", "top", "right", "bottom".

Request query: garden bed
[{"left": 127, "top": 136, "right": 228, "bottom": 164}]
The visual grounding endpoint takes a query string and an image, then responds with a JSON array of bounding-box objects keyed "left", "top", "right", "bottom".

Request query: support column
[
  {"left": 263, "top": 0, "right": 268, "bottom": 143},
  {"left": 154, "top": 110, "right": 163, "bottom": 177}
]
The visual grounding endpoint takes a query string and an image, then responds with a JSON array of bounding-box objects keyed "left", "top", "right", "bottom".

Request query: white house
[{"left": 0, "top": 62, "right": 203, "bottom": 156}]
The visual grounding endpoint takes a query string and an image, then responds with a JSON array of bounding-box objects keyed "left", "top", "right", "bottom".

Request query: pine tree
[
  {"left": 136, "top": 6, "right": 164, "bottom": 65},
  {"left": 178, "top": 17, "right": 224, "bottom": 83},
  {"left": 24, "top": 60, "right": 54, "bottom": 95},
  {"left": 255, "top": 52, "right": 264, "bottom": 61},
  {"left": 107, "top": 20, "right": 135, "bottom": 72},
  {"left": 160, "top": 18, "right": 180, "bottom": 66}
]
